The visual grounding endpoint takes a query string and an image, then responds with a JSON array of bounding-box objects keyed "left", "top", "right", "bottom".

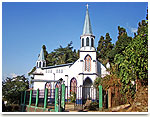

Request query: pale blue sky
[{"left": 2, "top": 2, "right": 148, "bottom": 79}]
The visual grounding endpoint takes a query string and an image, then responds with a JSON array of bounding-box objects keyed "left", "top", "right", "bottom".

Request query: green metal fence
[{"left": 20, "top": 84, "right": 65, "bottom": 112}]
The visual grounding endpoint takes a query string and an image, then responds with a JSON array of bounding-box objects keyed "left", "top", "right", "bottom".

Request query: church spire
[
  {"left": 38, "top": 47, "right": 45, "bottom": 61},
  {"left": 36, "top": 47, "right": 46, "bottom": 68},
  {"left": 82, "top": 4, "right": 93, "bottom": 35},
  {"left": 80, "top": 4, "right": 95, "bottom": 51}
]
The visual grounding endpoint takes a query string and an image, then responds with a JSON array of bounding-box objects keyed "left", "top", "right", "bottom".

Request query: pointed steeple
[
  {"left": 80, "top": 4, "right": 95, "bottom": 51},
  {"left": 82, "top": 4, "right": 93, "bottom": 35},
  {"left": 38, "top": 47, "right": 45, "bottom": 61},
  {"left": 36, "top": 47, "right": 46, "bottom": 68}
]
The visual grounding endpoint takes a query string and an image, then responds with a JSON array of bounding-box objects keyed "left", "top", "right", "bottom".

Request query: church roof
[
  {"left": 42, "top": 63, "right": 73, "bottom": 69},
  {"left": 82, "top": 5, "right": 93, "bottom": 35},
  {"left": 38, "top": 47, "right": 45, "bottom": 61}
]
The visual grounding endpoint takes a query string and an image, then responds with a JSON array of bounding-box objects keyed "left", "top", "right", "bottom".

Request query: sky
[{"left": 2, "top": 2, "right": 148, "bottom": 80}]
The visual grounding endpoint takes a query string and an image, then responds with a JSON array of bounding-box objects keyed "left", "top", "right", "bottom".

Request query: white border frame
[{"left": 0, "top": 0, "right": 149, "bottom": 115}]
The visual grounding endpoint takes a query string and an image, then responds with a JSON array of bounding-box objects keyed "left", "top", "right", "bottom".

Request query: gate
[{"left": 65, "top": 86, "right": 99, "bottom": 111}]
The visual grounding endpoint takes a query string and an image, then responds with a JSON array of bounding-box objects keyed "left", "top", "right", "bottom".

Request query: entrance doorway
[{"left": 83, "top": 77, "right": 92, "bottom": 103}]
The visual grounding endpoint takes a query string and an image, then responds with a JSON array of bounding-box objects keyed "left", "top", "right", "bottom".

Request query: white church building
[{"left": 32, "top": 5, "right": 109, "bottom": 102}]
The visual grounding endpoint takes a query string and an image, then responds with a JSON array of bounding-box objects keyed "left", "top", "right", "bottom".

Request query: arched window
[
  {"left": 86, "top": 37, "right": 89, "bottom": 46},
  {"left": 91, "top": 38, "right": 94, "bottom": 47},
  {"left": 43, "top": 62, "right": 45, "bottom": 67},
  {"left": 70, "top": 78, "right": 77, "bottom": 94},
  {"left": 37, "top": 62, "right": 38, "bottom": 68},
  {"left": 39, "top": 62, "right": 41, "bottom": 68},
  {"left": 82, "top": 38, "right": 84, "bottom": 47},
  {"left": 85, "top": 55, "right": 91, "bottom": 72}
]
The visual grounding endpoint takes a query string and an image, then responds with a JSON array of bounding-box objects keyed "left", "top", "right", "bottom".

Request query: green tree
[
  {"left": 28, "top": 42, "right": 78, "bottom": 75},
  {"left": 2, "top": 75, "right": 29, "bottom": 104},
  {"left": 97, "top": 33, "right": 114, "bottom": 65},
  {"left": 108, "top": 26, "right": 132, "bottom": 63},
  {"left": 42, "top": 45, "right": 48, "bottom": 65},
  {"left": 93, "top": 77, "right": 102, "bottom": 89},
  {"left": 46, "top": 41, "right": 78, "bottom": 66},
  {"left": 115, "top": 19, "right": 148, "bottom": 98}
]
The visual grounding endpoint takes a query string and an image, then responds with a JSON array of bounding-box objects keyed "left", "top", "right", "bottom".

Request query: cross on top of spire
[
  {"left": 82, "top": 4, "right": 93, "bottom": 35},
  {"left": 86, "top": 4, "right": 89, "bottom": 9}
]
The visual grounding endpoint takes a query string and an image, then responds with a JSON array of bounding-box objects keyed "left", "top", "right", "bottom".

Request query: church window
[
  {"left": 61, "top": 69, "right": 63, "bottom": 73},
  {"left": 85, "top": 55, "right": 91, "bottom": 72},
  {"left": 56, "top": 69, "right": 58, "bottom": 73},
  {"left": 70, "top": 78, "right": 77, "bottom": 93},
  {"left": 43, "top": 62, "right": 45, "bottom": 67},
  {"left": 82, "top": 38, "right": 84, "bottom": 47},
  {"left": 37, "top": 62, "right": 38, "bottom": 68},
  {"left": 39, "top": 62, "right": 41, "bottom": 68},
  {"left": 91, "top": 38, "right": 94, "bottom": 47},
  {"left": 86, "top": 37, "right": 89, "bottom": 46}
]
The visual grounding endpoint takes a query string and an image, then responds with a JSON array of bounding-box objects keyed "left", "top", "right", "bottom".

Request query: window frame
[{"left": 86, "top": 37, "right": 89, "bottom": 46}]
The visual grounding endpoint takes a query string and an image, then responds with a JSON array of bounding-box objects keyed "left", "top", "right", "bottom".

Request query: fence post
[
  {"left": 44, "top": 88, "right": 48, "bottom": 109},
  {"left": 55, "top": 87, "right": 59, "bottom": 112},
  {"left": 99, "top": 85, "right": 103, "bottom": 110},
  {"left": 35, "top": 89, "right": 39, "bottom": 112},
  {"left": 28, "top": 90, "right": 32, "bottom": 112},
  {"left": 29, "top": 90, "right": 32, "bottom": 106},
  {"left": 35, "top": 89, "right": 39, "bottom": 107},
  {"left": 61, "top": 84, "right": 65, "bottom": 111},
  {"left": 108, "top": 87, "right": 112, "bottom": 108}
]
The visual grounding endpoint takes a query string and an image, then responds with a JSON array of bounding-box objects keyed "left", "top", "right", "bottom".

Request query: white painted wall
[{"left": 33, "top": 50, "right": 109, "bottom": 90}]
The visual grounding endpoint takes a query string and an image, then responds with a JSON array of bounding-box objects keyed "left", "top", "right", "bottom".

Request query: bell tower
[
  {"left": 80, "top": 4, "right": 95, "bottom": 51},
  {"left": 36, "top": 47, "right": 46, "bottom": 68}
]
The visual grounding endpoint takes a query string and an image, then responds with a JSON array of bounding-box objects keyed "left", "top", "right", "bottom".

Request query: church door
[{"left": 83, "top": 77, "right": 92, "bottom": 102}]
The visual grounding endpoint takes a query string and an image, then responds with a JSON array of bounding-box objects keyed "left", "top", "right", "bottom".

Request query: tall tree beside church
[
  {"left": 42, "top": 45, "right": 48, "bottom": 66},
  {"left": 46, "top": 41, "right": 78, "bottom": 66},
  {"left": 97, "top": 36, "right": 105, "bottom": 62},
  {"left": 28, "top": 42, "right": 78, "bottom": 75},
  {"left": 97, "top": 33, "right": 114, "bottom": 65},
  {"left": 115, "top": 18, "right": 148, "bottom": 98},
  {"left": 105, "top": 33, "right": 114, "bottom": 58},
  {"left": 115, "top": 26, "right": 132, "bottom": 54},
  {"left": 108, "top": 26, "right": 132, "bottom": 63}
]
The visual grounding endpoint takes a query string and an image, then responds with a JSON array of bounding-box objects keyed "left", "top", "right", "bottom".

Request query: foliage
[
  {"left": 93, "top": 77, "right": 102, "bottom": 89},
  {"left": 70, "top": 91, "right": 76, "bottom": 103},
  {"left": 108, "top": 26, "right": 132, "bottom": 63},
  {"left": 42, "top": 45, "right": 48, "bottom": 64},
  {"left": 101, "top": 64, "right": 121, "bottom": 90},
  {"left": 28, "top": 42, "right": 79, "bottom": 75},
  {"left": 46, "top": 41, "right": 78, "bottom": 66},
  {"left": 2, "top": 75, "right": 29, "bottom": 105},
  {"left": 115, "top": 19, "right": 148, "bottom": 98},
  {"left": 97, "top": 33, "right": 114, "bottom": 65},
  {"left": 88, "top": 102, "right": 99, "bottom": 111}
]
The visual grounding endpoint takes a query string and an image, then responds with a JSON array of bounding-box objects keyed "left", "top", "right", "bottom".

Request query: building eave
[
  {"left": 32, "top": 72, "right": 44, "bottom": 75},
  {"left": 42, "top": 63, "right": 73, "bottom": 69}
]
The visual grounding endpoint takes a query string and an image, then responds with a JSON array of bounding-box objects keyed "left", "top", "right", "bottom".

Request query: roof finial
[{"left": 86, "top": 4, "right": 89, "bottom": 10}]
